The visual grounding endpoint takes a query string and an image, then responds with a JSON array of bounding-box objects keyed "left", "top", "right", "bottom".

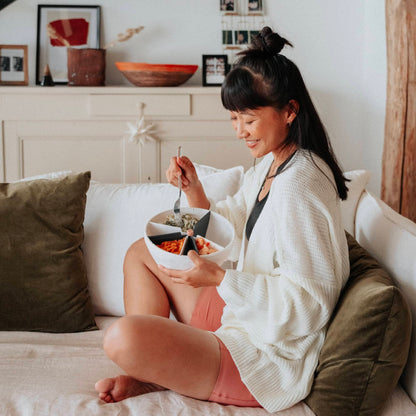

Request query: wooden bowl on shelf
[{"left": 115, "top": 62, "right": 198, "bottom": 87}]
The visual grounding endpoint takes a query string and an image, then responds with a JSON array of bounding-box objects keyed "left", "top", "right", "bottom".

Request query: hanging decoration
[{"left": 125, "top": 103, "right": 156, "bottom": 146}]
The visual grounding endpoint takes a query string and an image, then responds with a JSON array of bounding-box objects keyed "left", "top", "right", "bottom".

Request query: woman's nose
[{"left": 235, "top": 122, "right": 249, "bottom": 139}]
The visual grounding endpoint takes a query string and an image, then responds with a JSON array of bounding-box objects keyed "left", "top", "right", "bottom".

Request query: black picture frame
[
  {"left": 36, "top": 4, "right": 101, "bottom": 85},
  {"left": 202, "top": 55, "right": 229, "bottom": 87}
]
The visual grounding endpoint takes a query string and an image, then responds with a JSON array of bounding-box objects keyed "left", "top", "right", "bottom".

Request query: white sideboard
[{"left": 0, "top": 86, "right": 252, "bottom": 183}]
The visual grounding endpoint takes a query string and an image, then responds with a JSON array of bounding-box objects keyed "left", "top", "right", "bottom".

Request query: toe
[{"left": 95, "top": 377, "right": 115, "bottom": 394}]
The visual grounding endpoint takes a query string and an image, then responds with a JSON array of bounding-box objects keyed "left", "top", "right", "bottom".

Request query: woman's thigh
[
  {"left": 105, "top": 314, "right": 220, "bottom": 400},
  {"left": 124, "top": 238, "right": 203, "bottom": 324}
]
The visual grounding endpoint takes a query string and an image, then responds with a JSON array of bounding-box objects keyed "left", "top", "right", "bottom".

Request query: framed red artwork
[{"left": 36, "top": 4, "right": 101, "bottom": 85}]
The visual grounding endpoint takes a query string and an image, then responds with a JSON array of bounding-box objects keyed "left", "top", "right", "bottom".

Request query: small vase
[{"left": 67, "top": 48, "right": 106, "bottom": 86}]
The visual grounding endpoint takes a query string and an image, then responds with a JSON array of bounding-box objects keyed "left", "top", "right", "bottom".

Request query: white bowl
[{"left": 144, "top": 207, "right": 235, "bottom": 270}]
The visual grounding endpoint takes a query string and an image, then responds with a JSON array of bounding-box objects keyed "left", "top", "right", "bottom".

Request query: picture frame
[
  {"left": 36, "top": 4, "right": 101, "bottom": 85},
  {"left": 248, "top": 0, "right": 263, "bottom": 13},
  {"left": 0, "top": 45, "right": 28, "bottom": 86},
  {"left": 249, "top": 30, "right": 260, "bottom": 42},
  {"left": 202, "top": 55, "right": 229, "bottom": 87},
  {"left": 222, "top": 30, "right": 234, "bottom": 45},
  {"left": 220, "top": 0, "right": 236, "bottom": 12},
  {"left": 234, "top": 30, "right": 249, "bottom": 45}
]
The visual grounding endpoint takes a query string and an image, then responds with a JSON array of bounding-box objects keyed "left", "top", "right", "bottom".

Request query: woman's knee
[
  {"left": 124, "top": 238, "right": 147, "bottom": 267},
  {"left": 125, "top": 238, "right": 146, "bottom": 258},
  {"left": 103, "top": 315, "right": 155, "bottom": 362},
  {"left": 103, "top": 316, "right": 139, "bottom": 361}
]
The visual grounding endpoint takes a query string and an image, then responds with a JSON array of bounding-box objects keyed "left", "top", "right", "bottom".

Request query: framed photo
[
  {"left": 235, "top": 30, "right": 249, "bottom": 45},
  {"left": 220, "top": 0, "right": 236, "bottom": 12},
  {"left": 36, "top": 4, "right": 101, "bottom": 85},
  {"left": 0, "top": 45, "right": 28, "bottom": 86},
  {"left": 222, "top": 30, "right": 234, "bottom": 45},
  {"left": 248, "top": 0, "right": 263, "bottom": 13},
  {"left": 202, "top": 55, "right": 229, "bottom": 87},
  {"left": 249, "top": 30, "right": 260, "bottom": 42}
]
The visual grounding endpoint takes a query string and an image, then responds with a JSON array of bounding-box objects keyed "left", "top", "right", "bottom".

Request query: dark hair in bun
[
  {"left": 221, "top": 26, "right": 349, "bottom": 200},
  {"left": 250, "top": 26, "right": 293, "bottom": 57}
]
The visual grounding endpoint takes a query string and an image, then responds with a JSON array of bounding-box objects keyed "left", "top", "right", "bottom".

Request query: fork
[{"left": 173, "top": 146, "right": 183, "bottom": 228}]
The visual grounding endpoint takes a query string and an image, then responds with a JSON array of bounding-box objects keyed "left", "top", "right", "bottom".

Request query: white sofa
[{"left": 0, "top": 165, "right": 415, "bottom": 416}]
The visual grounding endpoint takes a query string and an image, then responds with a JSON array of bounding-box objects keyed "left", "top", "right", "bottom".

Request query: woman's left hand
[{"left": 158, "top": 250, "right": 225, "bottom": 288}]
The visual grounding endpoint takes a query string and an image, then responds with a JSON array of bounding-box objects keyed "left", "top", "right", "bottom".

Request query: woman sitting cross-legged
[{"left": 95, "top": 26, "right": 350, "bottom": 413}]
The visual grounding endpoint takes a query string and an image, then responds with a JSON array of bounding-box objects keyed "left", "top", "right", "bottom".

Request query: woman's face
[{"left": 230, "top": 106, "right": 291, "bottom": 159}]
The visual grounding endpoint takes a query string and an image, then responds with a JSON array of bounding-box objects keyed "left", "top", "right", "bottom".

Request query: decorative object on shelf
[
  {"left": 40, "top": 64, "right": 54, "bottom": 86},
  {"left": 103, "top": 26, "right": 144, "bottom": 50},
  {"left": 125, "top": 103, "right": 156, "bottom": 146},
  {"left": 115, "top": 62, "right": 198, "bottom": 87},
  {"left": 36, "top": 5, "right": 101, "bottom": 85},
  {"left": 220, "top": 0, "right": 267, "bottom": 65},
  {"left": 0, "top": 44, "right": 28, "bottom": 86},
  {"left": 67, "top": 48, "right": 106, "bottom": 86},
  {"left": 202, "top": 55, "right": 229, "bottom": 86}
]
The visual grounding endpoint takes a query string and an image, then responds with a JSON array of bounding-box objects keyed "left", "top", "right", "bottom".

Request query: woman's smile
[{"left": 245, "top": 139, "right": 260, "bottom": 148}]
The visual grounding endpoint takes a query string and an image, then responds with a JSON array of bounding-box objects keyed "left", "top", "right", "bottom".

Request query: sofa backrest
[{"left": 354, "top": 190, "right": 416, "bottom": 404}]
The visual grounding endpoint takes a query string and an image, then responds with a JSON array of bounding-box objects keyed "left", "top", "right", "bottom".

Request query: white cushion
[
  {"left": 83, "top": 166, "right": 244, "bottom": 316},
  {"left": 355, "top": 191, "right": 416, "bottom": 404},
  {"left": 193, "top": 163, "right": 224, "bottom": 177},
  {"left": 340, "top": 170, "right": 372, "bottom": 235}
]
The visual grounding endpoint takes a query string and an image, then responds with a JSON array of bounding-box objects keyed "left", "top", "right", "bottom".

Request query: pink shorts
[{"left": 190, "top": 286, "right": 261, "bottom": 407}]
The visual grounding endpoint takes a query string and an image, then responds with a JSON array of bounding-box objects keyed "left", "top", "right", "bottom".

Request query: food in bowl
[
  {"left": 157, "top": 238, "right": 186, "bottom": 254},
  {"left": 195, "top": 237, "right": 218, "bottom": 255},
  {"left": 156, "top": 235, "right": 218, "bottom": 256},
  {"left": 164, "top": 213, "right": 199, "bottom": 232}
]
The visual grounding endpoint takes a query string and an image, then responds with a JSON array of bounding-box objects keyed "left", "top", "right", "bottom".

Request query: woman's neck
[{"left": 269, "top": 144, "right": 297, "bottom": 176}]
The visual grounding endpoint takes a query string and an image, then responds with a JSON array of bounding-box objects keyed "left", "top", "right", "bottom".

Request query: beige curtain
[{"left": 382, "top": 0, "right": 416, "bottom": 223}]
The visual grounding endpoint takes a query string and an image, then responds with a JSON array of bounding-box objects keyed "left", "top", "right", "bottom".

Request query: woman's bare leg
[
  {"left": 123, "top": 238, "right": 203, "bottom": 323},
  {"left": 96, "top": 238, "right": 216, "bottom": 402},
  {"left": 95, "top": 315, "right": 221, "bottom": 402}
]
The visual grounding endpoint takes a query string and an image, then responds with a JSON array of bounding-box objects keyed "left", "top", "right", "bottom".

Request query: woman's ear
[{"left": 287, "top": 99, "right": 299, "bottom": 125}]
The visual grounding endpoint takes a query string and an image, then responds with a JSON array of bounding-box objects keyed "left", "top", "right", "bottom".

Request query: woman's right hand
[
  {"left": 166, "top": 155, "right": 199, "bottom": 192},
  {"left": 166, "top": 155, "right": 210, "bottom": 209}
]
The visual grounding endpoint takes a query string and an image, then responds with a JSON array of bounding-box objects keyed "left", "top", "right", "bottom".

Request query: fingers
[
  {"left": 187, "top": 250, "right": 201, "bottom": 264},
  {"left": 157, "top": 264, "right": 195, "bottom": 287},
  {"left": 166, "top": 156, "right": 182, "bottom": 185},
  {"left": 177, "top": 156, "right": 193, "bottom": 170},
  {"left": 177, "top": 156, "right": 196, "bottom": 187}
]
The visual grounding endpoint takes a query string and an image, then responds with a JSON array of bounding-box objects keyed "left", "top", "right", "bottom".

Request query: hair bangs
[{"left": 221, "top": 67, "right": 270, "bottom": 112}]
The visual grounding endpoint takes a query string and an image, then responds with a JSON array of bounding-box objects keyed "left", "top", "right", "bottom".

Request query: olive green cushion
[
  {"left": 0, "top": 172, "right": 97, "bottom": 333},
  {"left": 305, "top": 233, "right": 412, "bottom": 416}
]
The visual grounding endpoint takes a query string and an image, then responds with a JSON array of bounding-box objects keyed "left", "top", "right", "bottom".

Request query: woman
[{"left": 95, "top": 26, "right": 350, "bottom": 412}]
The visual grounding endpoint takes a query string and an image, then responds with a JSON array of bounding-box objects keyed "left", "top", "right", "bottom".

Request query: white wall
[{"left": 0, "top": 0, "right": 386, "bottom": 195}]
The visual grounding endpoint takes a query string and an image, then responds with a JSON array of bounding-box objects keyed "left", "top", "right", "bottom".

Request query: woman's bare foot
[{"left": 95, "top": 375, "right": 166, "bottom": 403}]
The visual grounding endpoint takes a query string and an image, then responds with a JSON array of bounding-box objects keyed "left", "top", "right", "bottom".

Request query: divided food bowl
[{"left": 144, "top": 207, "right": 235, "bottom": 270}]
